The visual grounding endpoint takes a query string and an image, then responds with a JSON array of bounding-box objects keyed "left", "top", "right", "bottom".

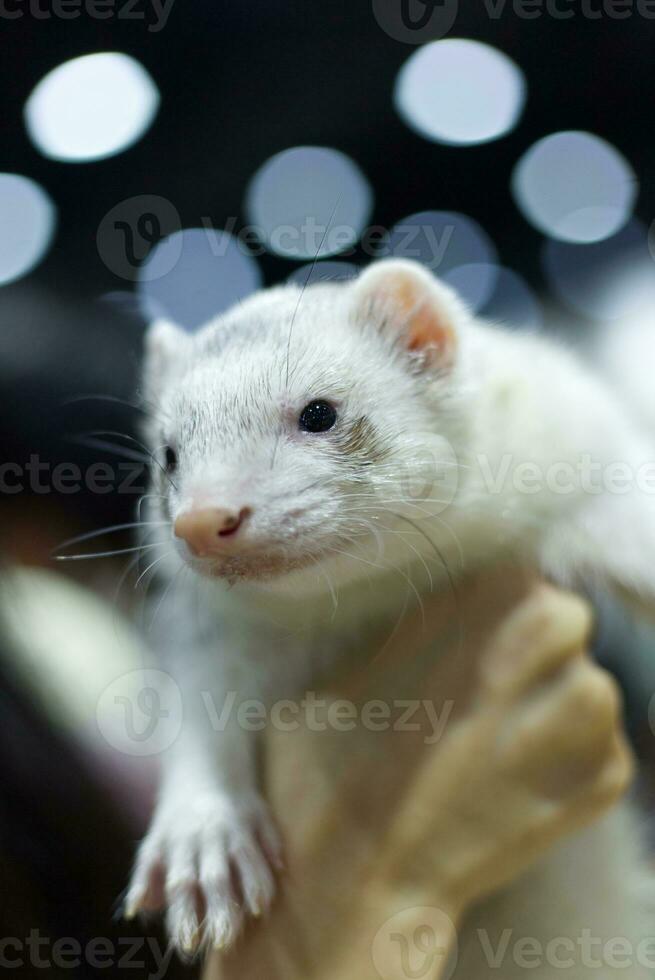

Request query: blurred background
[{"left": 2, "top": 2, "right": 655, "bottom": 974}]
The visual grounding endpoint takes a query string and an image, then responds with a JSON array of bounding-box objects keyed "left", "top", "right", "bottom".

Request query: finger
[
  {"left": 501, "top": 659, "right": 627, "bottom": 790},
  {"left": 482, "top": 585, "right": 592, "bottom": 699}
]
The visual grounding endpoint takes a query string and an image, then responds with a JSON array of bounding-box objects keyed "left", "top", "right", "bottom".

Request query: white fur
[
  {"left": 128, "top": 260, "right": 655, "bottom": 967},
  {"left": 592, "top": 260, "right": 655, "bottom": 437}
]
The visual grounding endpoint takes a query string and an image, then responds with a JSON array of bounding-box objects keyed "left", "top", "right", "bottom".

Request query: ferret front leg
[{"left": 125, "top": 671, "right": 282, "bottom": 955}]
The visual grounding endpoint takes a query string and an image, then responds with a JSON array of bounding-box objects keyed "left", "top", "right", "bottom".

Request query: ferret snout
[{"left": 174, "top": 506, "right": 252, "bottom": 556}]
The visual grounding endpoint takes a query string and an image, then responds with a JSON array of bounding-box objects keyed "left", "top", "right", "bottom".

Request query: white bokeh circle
[
  {"left": 0, "top": 173, "right": 56, "bottom": 286},
  {"left": 395, "top": 39, "right": 526, "bottom": 146},
  {"left": 512, "top": 131, "right": 636, "bottom": 244},
  {"left": 25, "top": 52, "right": 160, "bottom": 162},
  {"left": 138, "top": 228, "right": 262, "bottom": 330},
  {"left": 245, "top": 146, "right": 373, "bottom": 260}
]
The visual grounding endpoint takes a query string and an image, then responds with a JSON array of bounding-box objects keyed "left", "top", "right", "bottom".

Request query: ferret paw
[{"left": 124, "top": 792, "right": 283, "bottom": 955}]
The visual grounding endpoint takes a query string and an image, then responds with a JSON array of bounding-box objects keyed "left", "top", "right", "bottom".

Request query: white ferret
[{"left": 126, "top": 259, "right": 655, "bottom": 973}]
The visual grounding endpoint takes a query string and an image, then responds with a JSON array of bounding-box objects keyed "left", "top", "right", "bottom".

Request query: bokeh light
[
  {"left": 512, "top": 131, "right": 636, "bottom": 244},
  {"left": 245, "top": 146, "right": 373, "bottom": 260},
  {"left": 24, "top": 53, "right": 160, "bottom": 163},
  {"left": 288, "top": 260, "right": 359, "bottom": 287},
  {"left": 542, "top": 219, "right": 650, "bottom": 320},
  {"left": 384, "top": 210, "right": 499, "bottom": 311},
  {"left": 0, "top": 173, "right": 56, "bottom": 286},
  {"left": 479, "top": 266, "right": 543, "bottom": 330},
  {"left": 394, "top": 39, "right": 526, "bottom": 146},
  {"left": 137, "top": 228, "right": 262, "bottom": 330}
]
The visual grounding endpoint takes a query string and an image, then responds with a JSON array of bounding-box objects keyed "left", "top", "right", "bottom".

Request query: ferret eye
[
  {"left": 298, "top": 400, "right": 337, "bottom": 433},
  {"left": 164, "top": 446, "right": 177, "bottom": 472}
]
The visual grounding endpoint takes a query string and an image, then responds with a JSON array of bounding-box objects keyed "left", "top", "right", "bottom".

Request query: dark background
[
  {"left": 1, "top": 3, "right": 655, "bottom": 976},
  {"left": 4, "top": 2, "right": 655, "bottom": 530},
  {"left": 5, "top": 4, "right": 655, "bottom": 294},
  {"left": 4, "top": 1, "right": 655, "bottom": 532}
]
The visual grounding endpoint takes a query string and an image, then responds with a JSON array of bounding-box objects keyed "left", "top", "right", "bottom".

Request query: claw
[
  {"left": 123, "top": 895, "right": 142, "bottom": 920},
  {"left": 125, "top": 795, "right": 281, "bottom": 957}
]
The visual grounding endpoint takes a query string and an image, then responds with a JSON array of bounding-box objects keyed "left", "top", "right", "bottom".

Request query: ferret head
[{"left": 142, "top": 259, "right": 470, "bottom": 588}]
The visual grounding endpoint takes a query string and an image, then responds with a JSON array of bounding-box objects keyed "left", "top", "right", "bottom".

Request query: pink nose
[{"left": 174, "top": 507, "right": 251, "bottom": 556}]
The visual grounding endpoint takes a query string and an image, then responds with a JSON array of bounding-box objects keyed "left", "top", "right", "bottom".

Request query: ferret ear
[
  {"left": 144, "top": 319, "right": 190, "bottom": 385},
  {"left": 350, "top": 259, "right": 466, "bottom": 370}
]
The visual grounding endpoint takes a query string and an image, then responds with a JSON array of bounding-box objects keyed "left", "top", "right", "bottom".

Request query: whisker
[
  {"left": 327, "top": 546, "right": 385, "bottom": 574},
  {"left": 148, "top": 560, "right": 185, "bottom": 631},
  {"left": 83, "top": 429, "right": 178, "bottom": 491},
  {"left": 326, "top": 543, "right": 424, "bottom": 623},
  {"left": 284, "top": 195, "right": 342, "bottom": 389},
  {"left": 324, "top": 545, "right": 375, "bottom": 593},
  {"left": 388, "top": 511, "right": 454, "bottom": 588},
  {"left": 376, "top": 585, "right": 411, "bottom": 663},
  {"left": 319, "top": 568, "right": 339, "bottom": 620},
  {"left": 338, "top": 498, "right": 466, "bottom": 569},
  {"left": 63, "top": 393, "right": 171, "bottom": 427},
  {"left": 388, "top": 510, "right": 462, "bottom": 652},
  {"left": 137, "top": 492, "right": 168, "bottom": 524},
  {"left": 67, "top": 434, "right": 149, "bottom": 464},
  {"left": 380, "top": 522, "right": 434, "bottom": 591},
  {"left": 135, "top": 550, "right": 172, "bottom": 590},
  {"left": 112, "top": 549, "right": 147, "bottom": 616},
  {"left": 55, "top": 543, "right": 162, "bottom": 562},
  {"left": 54, "top": 521, "right": 170, "bottom": 553}
]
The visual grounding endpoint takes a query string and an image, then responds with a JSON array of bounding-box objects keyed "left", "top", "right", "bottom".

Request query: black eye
[
  {"left": 298, "top": 400, "right": 337, "bottom": 433},
  {"left": 164, "top": 446, "right": 177, "bottom": 472}
]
